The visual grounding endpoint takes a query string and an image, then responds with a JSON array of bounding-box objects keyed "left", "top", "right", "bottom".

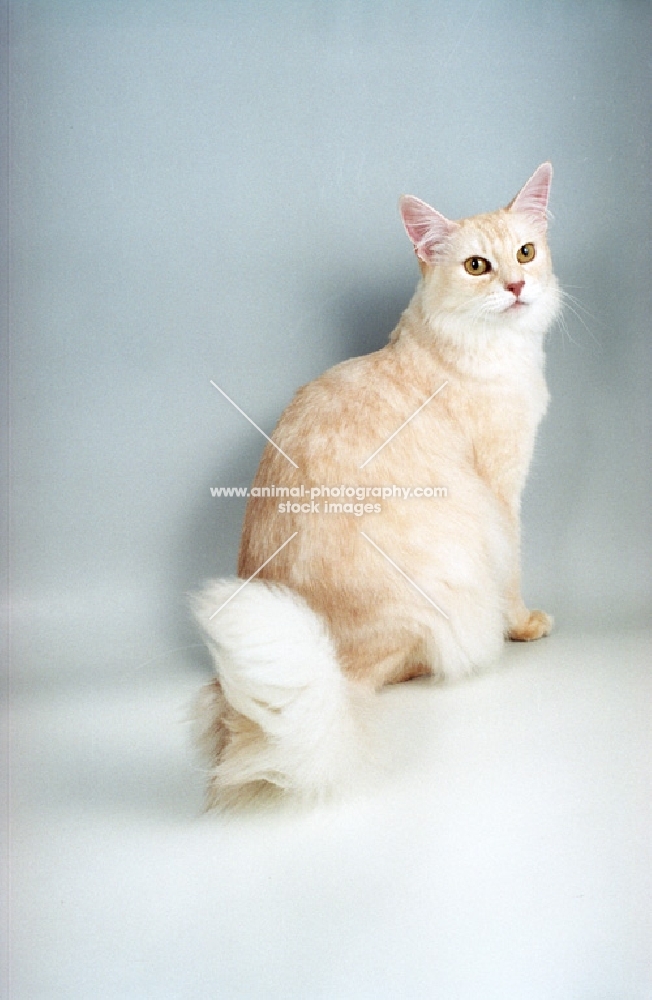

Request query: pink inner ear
[
  {"left": 510, "top": 162, "right": 553, "bottom": 220},
  {"left": 399, "top": 195, "right": 457, "bottom": 264}
]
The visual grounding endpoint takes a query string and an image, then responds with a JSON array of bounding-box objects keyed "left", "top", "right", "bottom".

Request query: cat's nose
[{"left": 505, "top": 280, "right": 525, "bottom": 299}]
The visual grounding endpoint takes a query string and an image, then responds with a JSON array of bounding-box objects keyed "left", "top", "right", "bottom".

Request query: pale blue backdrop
[{"left": 5, "top": 0, "right": 651, "bottom": 682}]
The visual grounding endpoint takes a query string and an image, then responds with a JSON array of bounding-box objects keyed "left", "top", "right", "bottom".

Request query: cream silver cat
[{"left": 192, "top": 163, "right": 560, "bottom": 807}]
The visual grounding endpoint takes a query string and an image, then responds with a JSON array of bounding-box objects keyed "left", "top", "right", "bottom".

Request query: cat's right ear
[{"left": 399, "top": 196, "right": 458, "bottom": 265}]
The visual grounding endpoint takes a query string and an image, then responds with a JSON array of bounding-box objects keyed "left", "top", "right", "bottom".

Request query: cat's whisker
[
  {"left": 560, "top": 287, "right": 597, "bottom": 321},
  {"left": 558, "top": 289, "right": 599, "bottom": 347},
  {"left": 555, "top": 310, "right": 579, "bottom": 349}
]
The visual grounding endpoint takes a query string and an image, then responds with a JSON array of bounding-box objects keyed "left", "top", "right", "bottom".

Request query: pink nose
[{"left": 506, "top": 280, "right": 525, "bottom": 298}]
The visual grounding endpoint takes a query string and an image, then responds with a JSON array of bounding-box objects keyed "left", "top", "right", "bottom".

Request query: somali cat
[{"left": 192, "top": 163, "right": 560, "bottom": 808}]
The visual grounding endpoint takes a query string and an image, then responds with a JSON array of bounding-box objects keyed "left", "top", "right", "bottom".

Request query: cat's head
[{"left": 399, "top": 164, "right": 560, "bottom": 342}]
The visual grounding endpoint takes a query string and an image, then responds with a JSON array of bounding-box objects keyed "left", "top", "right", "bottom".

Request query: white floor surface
[{"left": 6, "top": 625, "right": 652, "bottom": 999}]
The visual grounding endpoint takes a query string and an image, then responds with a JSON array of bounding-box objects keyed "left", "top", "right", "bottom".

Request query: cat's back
[{"left": 268, "top": 339, "right": 440, "bottom": 474}]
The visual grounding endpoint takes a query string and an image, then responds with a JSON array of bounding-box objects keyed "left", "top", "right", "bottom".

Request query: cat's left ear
[{"left": 508, "top": 162, "right": 553, "bottom": 225}]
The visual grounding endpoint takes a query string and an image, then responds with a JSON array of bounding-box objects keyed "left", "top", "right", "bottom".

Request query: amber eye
[
  {"left": 516, "top": 243, "right": 536, "bottom": 264},
  {"left": 464, "top": 256, "right": 491, "bottom": 276}
]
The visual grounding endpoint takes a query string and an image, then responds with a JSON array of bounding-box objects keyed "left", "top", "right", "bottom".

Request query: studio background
[{"left": 3, "top": 3, "right": 651, "bottom": 998}]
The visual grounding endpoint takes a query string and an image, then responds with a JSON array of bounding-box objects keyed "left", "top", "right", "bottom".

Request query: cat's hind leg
[
  {"left": 337, "top": 630, "right": 432, "bottom": 689},
  {"left": 414, "top": 536, "right": 508, "bottom": 682}
]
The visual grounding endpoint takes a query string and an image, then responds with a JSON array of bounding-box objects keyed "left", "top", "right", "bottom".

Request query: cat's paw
[{"left": 507, "top": 609, "right": 553, "bottom": 642}]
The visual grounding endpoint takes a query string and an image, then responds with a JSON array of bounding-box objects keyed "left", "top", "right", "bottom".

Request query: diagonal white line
[
  {"left": 359, "top": 380, "right": 448, "bottom": 469},
  {"left": 360, "top": 531, "right": 449, "bottom": 620},
  {"left": 208, "top": 532, "right": 298, "bottom": 620},
  {"left": 210, "top": 380, "right": 299, "bottom": 469}
]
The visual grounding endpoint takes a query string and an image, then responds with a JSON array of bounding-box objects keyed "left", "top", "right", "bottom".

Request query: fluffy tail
[{"left": 190, "top": 579, "right": 373, "bottom": 808}]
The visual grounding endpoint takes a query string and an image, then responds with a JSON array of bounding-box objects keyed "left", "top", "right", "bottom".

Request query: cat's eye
[
  {"left": 516, "top": 243, "right": 536, "bottom": 264},
  {"left": 464, "top": 256, "right": 492, "bottom": 276}
]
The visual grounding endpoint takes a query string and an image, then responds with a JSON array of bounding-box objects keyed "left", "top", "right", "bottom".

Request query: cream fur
[{"left": 193, "top": 163, "right": 560, "bottom": 808}]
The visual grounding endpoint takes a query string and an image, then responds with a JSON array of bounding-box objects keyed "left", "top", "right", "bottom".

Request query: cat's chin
[
  {"left": 423, "top": 293, "right": 558, "bottom": 374},
  {"left": 478, "top": 297, "right": 554, "bottom": 332},
  {"left": 501, "top": 300, "right": 538, "bottom": 324},
  {"left": 497, "top": 285, "right": 560, "bottom": 331}
]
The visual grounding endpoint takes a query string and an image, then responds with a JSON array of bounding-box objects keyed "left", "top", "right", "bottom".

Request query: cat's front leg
[
  {"left": 475, "top": 417, "right": 553, "bottom": 643},
  {"left": 503, "top": 521, "right": 553, "bottom": 642},
  {"left": 507, "top": 603, "right": 554, "bottom": 642}
]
